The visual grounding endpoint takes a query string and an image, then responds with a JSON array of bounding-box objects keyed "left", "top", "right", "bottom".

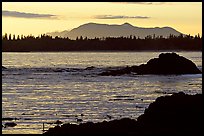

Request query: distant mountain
[{"left": 47, "top": 22, "right": 183, "bottom": 39}]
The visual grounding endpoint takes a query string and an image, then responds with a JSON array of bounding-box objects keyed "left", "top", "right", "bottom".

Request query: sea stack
[
  {"left": 135, "top": 52, "right": 201, "bottom": 74},
  {"left": 99, "top": 52, "right": 201, "bottom": 76}
]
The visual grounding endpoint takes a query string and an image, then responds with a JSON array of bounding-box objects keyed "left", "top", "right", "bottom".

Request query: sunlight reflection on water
[{"left": 2, "top": 52, "right": 202, "bottom": 134}]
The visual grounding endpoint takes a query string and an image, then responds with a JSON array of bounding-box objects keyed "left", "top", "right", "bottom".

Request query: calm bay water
[{"left": 2, "top": 51, "right": 202, "bottom": 134}]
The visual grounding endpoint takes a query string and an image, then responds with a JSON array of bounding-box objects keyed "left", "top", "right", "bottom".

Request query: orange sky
[{"left": 2, "top": 2, "right": 202, "bottom": 36}]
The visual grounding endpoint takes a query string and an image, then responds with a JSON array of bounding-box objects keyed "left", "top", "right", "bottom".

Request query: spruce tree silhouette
[{"left": 2, "top": 33, "right": 202, "bottom": 52}]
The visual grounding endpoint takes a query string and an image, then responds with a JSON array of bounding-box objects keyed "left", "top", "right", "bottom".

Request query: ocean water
[{"left": 2, "top": 51, "right": 202, "bottom": 134}]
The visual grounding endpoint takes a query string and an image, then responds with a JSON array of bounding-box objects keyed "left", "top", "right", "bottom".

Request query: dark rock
[
  {"left": 106, "top": 115, "right": 112, "bottom": 120},
  {"left": 99, "top": 53, "right": 201, "bottom": 76},
  {"left": 2, "top": 117, "right": 14, "bottom": 121},
  {"left": 23, "top": 118, "right": 32, "bottom": 120},
  {"left": 76, "top": 118, "right": 83, "bottom": 122},
  {"left": 2, "top": 117, "right": 19, "bottom": 121},
  {"left": 136, "top": 92, "right": 202, "bottom": 135},
  {"left": 2, "top": 66, "right": 7, "bottom": 70},
  {"left": 135, "top": 105, "right": 143, "bottom": 108},
  {"left": 4, "top": 122, "right": 17, "bottom": 127},
  {"left": 44, "top": 118, "right": 137, "bottom": 134},
  {"left": 55, "top": 120, "right": 63, "bottom": 124},
  {"left": 85, "top": 66, "right": 96, "bottom": 70},
  {"left": 99, "top": 66, "right": 132, "bottom": 76},
  {"left": 21, "top": 113, "right": 34, "bottom": 115},
  {"left": 136, "top": 52, "right": 201, "bottom": 74},
  {"left": 44, "top": 92, "right": 202, "bottom": 135}
]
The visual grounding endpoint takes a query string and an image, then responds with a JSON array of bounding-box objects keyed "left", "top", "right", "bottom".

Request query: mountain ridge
[{"left": 47, "top": 22, "right": 183, "bottom": 39}]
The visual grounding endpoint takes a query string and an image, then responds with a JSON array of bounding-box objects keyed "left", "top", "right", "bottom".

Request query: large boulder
[
  {"left": 99, "top": 52, "right": 201, "bottom": 76},
  {"left": 136, "top": 92, "right": 202, "bottom": 135},
  {"left": 136, "top": 52, "right": 201, "bottom": 74}
]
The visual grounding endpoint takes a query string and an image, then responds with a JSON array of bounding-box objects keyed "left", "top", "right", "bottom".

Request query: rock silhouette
[
  {"left": 84, "top": 66, "right": 96, "bottom": 70},
  {"left": 4, "top": 122, "right": 17, "bottom": 128},
  {"left": 99, "top": 52, "right": 201, "bottom": 76},
  {"left": 135, "top": 92, "right": 202, "bottom": 135},
  {"left": 44, "top": 92, "right": 202, "bottom": 135},
  {"left": 2, "top": 66, "right": 7, "bottom": 70}
]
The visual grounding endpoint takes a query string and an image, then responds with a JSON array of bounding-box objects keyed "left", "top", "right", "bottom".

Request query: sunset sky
[{"left": 2, "top": 2, "right": 202, "bottom": 37}]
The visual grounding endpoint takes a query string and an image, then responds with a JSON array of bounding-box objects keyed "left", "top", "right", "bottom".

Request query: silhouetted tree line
[{"left": 2, "top": 33, "right": 202, "bottom": 52}]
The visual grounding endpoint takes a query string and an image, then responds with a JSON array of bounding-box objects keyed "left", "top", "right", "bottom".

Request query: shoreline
[
  {"left": 2, "top": 50, "right": 202, "bottom": 53},
  {"left": 44, "top": 92, "right": 202, "bottom": 135}
]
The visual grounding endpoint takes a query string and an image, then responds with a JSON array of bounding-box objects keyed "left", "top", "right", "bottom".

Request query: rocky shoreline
[{"left": 44, "top": 92, "right": 202, "bottom": 135}]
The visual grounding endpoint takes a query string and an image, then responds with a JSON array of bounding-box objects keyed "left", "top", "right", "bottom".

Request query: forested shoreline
[{"left": 2, "top": 33, "right": 202, "bottom": 52}]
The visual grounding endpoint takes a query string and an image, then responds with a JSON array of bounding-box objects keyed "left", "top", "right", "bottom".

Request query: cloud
[
  {"left": 94, "top": 15, "right": 150, "bottom": 19},
  {"left": 2, "top": 10, "right": 56, "bottom": 19},
  {"left": 113, "top": 2, "right": 167, "bottom": 5},
  {"left": 131, "top": 2, "right": 168, "bottom": 5},
  {"left": 125, "top": 2, "right": 154, "bottom": 5}
]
